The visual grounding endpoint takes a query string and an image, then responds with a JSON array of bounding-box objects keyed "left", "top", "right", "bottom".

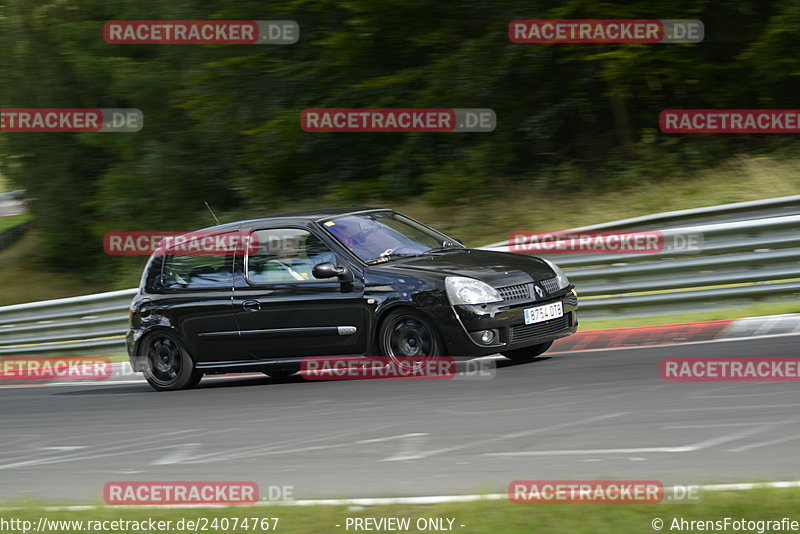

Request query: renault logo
[{"left": 531, "top": 283, "right": 545, "bottom": 299}]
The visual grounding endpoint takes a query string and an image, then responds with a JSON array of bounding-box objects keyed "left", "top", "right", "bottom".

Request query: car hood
[{"left": 372, "top": 249, "right": 555, "bottom": 287}]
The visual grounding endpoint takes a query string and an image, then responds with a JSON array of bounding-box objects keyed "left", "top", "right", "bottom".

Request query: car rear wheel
[
  {"left": 501, "top": 341, "right": 553, "bottom": 362},
  {"left": 142, "top": 331, "right": 203, "bottom": 391},
  {"left": 378, "top": 309, "right": 443, "bottom": 370}
]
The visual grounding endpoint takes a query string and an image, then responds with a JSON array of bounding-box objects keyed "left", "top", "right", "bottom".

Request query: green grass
[
  {"left": 0, "top": 233, "right": 103, "bottom": 305},
  {"left": 389, "top": 154, "right": 800, "bottom": 246},
  {"left": 580, "top": 301, "right": 800, "bottom": 330},
  {"left": 0, "top": 211, "right": 31, "bottom": 233},
  {"left": 3, "top": 488, "right": 798, "bottom": 533},
  {"left": 99, "top": 352, "right": 128, "bottom": 363}
]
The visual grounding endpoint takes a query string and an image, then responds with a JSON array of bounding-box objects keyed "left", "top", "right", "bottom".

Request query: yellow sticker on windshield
[{"left": 324, "top": 221, "right": 335, "bottom": 226}]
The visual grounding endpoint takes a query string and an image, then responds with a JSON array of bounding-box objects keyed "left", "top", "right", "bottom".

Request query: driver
[
  {"left": 255, "top": 233, "right": 313, "bottom": 281},
  {"left": 274, "top": 234, "right": 313, "bottom": 280}
]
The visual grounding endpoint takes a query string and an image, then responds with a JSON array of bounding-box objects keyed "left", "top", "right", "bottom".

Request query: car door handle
[{"left": 242, "top": 300, "right": 261, "bottom": 312}]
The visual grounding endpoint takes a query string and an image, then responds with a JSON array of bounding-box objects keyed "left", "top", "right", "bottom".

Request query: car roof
[{"left": 194, "top": 207, "right": 391, "bottom": 232}]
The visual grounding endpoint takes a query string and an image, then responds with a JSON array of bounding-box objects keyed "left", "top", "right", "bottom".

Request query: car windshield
[{"left": 322, "top": 211, "right": 463, "bottom": 264}]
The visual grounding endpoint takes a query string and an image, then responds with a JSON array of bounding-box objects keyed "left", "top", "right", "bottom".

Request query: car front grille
[
  {"left": 498, "top": 283, "right": 531, "bottom": 303},
  {"left": 541, "top": 276, "right": 560, "bottom": 294},
  {"left": 509, "top": 313, "right": 571, "bottom": 343},
  {"left": 497, "top": 276, "right": 560, "bottom": 304}
]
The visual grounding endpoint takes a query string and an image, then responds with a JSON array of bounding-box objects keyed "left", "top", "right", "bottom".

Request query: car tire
[
  {"left": 377, "top": 309, "right": 443, "bottom": 370},
  {"left": 501, "top": 341, "right": 553, "bottom": 362},
  {"left": 141, "top": 331, "right": 203, "bottom": 391},
  {"left": 263, "top": 364, "right": 301, "bottom": 379}
]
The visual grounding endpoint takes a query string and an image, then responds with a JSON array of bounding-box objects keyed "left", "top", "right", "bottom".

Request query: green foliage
[
  {"left": 2, "top": 0, "right": 800, "bottom": 274},
  {"left": 0, "top": 212, "right": 30, "bottom": 233}
]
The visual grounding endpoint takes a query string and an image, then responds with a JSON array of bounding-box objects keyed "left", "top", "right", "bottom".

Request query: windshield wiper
[
  {"left": 367, "top": 245, "right": 464, "bottom": 264},
  {"left": 424, "top": 245, "right": 466, "bottom": 254},
  {"left": 366, "top": 252, "right": 420, "bottom": 264}
]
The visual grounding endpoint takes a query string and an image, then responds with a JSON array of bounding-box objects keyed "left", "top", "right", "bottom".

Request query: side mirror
[{"left": 312, "top": 262, "right": 354, "bottom": 283}]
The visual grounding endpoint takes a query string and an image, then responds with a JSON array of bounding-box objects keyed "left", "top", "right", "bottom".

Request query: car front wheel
[
  {"left": 501, "top": 341, "right": 553, "bottom": 362},
  {"left": 378, "top": 309, "right": 443, "bottom": 370},
  {"left": 142, "top": 331, "right": 203, "bottom": 391}
]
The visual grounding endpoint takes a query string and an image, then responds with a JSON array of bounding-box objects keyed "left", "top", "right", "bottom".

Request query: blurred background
[{"left": 1, "top": 0, "right": 800, "bottom": 304}]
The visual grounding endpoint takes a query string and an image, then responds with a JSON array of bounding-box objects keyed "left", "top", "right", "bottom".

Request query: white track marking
[
  {"left": 663, "top": 403, "right": 800, "bottom": 413},
  {"left": 686, "top": 382, "right": 796, "bottom": 400},
  {"left": 152, "top": 443, "right": 203, "bottom": 465},
  {"left": 356, "top": 433, "right": 429, "bottom": 444},
  {"left": 0, "top": 429, "right": 202, "bottom": 470},
  {"left": 380, "top": 434, "right": 430, "bottom": 462},
  {"left": 484, "top": 425, "right": 767, "bottom": 457},
  {"left": 173, "top": 424, "right": 401, "bottom": 465},
  {"left": 664, "top": 421, "right": 790, "bottom": 429},
  {"left": 381, "top": 412, "right": 628, "bottom": 461},
  {"left": 432, "top": 385, "right": 651, "bottom": 416},
  {"left": 727, "top": 433, "right": 800, "bottom": 452}
]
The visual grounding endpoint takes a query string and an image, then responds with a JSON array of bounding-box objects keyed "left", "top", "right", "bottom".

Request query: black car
[{"left": 127, "top": 208, "right": 578, "bottom": 390}]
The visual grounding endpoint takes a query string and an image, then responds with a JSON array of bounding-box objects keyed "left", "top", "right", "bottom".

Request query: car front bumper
[
  {"left": 427, "top": 288, "right": 578, "bottom": 356},
  {"left": 126, "top": 329, "right": 145, "bottom": 371}
]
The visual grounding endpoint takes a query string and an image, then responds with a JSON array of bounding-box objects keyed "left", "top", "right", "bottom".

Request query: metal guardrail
[
  {"left": 482, "top": 208, "right": 800, "bottom": 320},
  {"left": 0, "top": 196, "right": 798, "bottom": 356},
  {"left": 0, "top": 190, "right": 26, "bottom": 202},
  {"left": 485, "top": 194, "right": 800, "bottom": 248},
  {"left": 0, "top": 289, "right": 135, "bottom": 356},
  {"left": 0, "top": 189, "right": 27, "bottom": 219}
]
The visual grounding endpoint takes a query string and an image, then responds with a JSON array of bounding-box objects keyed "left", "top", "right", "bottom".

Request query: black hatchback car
[{"left": 127, "top": 208, "right": 578, "bottom": 390}]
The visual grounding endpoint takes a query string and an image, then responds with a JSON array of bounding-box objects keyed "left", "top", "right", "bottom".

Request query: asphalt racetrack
[{"left": 1, "top": 334, "right": 798, "bottom": 502}]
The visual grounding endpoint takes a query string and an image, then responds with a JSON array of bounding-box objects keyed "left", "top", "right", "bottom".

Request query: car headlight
[
  {"left": 445, "top": 276, "right": 502, "bottom": 305},
  {"left": 542, "top": 259, "right": 570, "bottom": 289}
]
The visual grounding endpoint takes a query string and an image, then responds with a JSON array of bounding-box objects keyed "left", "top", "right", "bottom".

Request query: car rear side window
[
  {"left": 161, "top": 253, "right": 233, "bottom": 289},
  {"left": 247, "top": 228, "right": 337, "bottom": 283}
]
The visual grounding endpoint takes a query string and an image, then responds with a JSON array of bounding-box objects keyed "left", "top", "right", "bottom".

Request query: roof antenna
[{"left": 205, "top": 202, "right": 221, "bottom": 225}]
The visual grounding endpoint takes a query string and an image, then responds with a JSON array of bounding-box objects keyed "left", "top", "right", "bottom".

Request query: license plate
[{"left": 524, "top": 301, "right": 563, "bottom": 325}]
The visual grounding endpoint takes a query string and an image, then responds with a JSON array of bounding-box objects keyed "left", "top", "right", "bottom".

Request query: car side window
[
  {"left": 162, "top": 252, "right": 233, "bottom": 289},
  {"left": 247, "top": 228, "right": 337, "bottom": 283}
]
